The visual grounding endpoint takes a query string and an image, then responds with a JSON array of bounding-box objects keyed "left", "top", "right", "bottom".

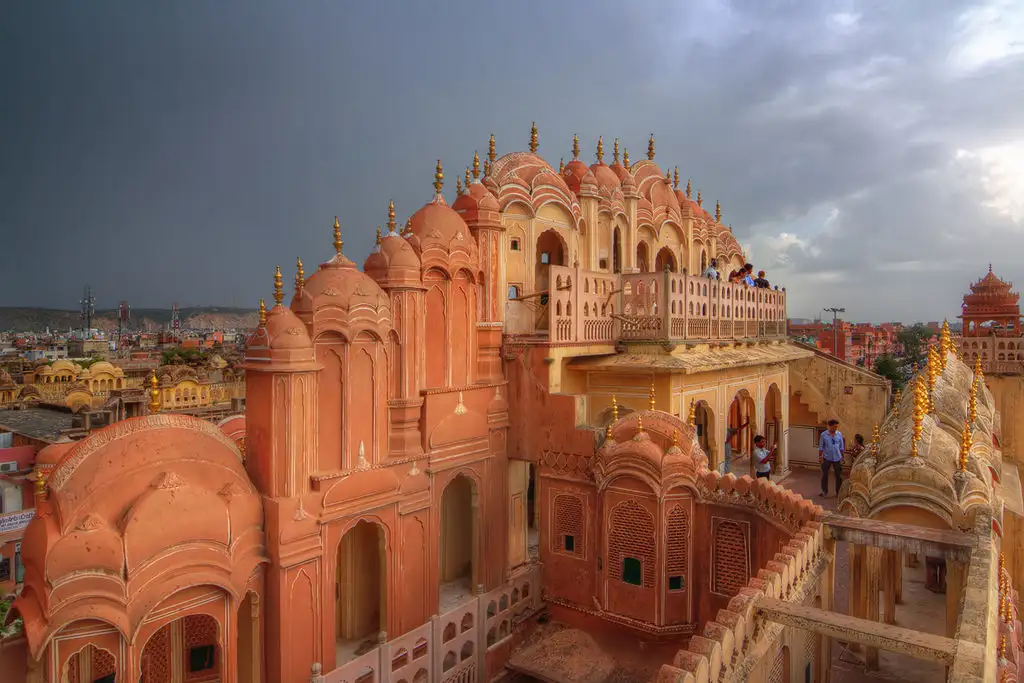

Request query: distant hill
[{"left": 0, "top": 306, "right": 258, "bottom": 333}]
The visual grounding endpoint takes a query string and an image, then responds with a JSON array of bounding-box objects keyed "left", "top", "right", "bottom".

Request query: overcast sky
[{"left": 2, "top": 1, "right": 1022, "bottom": 322}]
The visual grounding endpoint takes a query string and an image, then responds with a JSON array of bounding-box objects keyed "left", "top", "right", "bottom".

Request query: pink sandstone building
[{"left": 0, "top": 129, "right": 1016, "bottom": 683}]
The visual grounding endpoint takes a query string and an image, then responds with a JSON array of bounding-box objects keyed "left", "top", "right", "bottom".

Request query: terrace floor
[{"left": 778, "top": 467, "right": 948, "bottom": 683}]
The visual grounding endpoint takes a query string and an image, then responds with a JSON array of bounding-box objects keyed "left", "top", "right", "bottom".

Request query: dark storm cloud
[{"left": 1, "top": 1, "right": 1021, "bottom": 322}]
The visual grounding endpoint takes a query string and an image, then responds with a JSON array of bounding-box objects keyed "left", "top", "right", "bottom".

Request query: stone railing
[
  {"left": 313, "top": 564, "right": 541, "bottom": 683},
  {"left": 957, "top": 336, "right": 1024, "bottom": 375},
  {"left": 655, "top": 477, "right": 826, "bottom": 683}
]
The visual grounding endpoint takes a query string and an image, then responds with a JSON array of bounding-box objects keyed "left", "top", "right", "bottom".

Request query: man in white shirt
[
  {"left": 702, "top": 258, "right": 719, "bottom": 279},
  {"left": 753, "top": 434, "right": 777, "bottom": 479}
]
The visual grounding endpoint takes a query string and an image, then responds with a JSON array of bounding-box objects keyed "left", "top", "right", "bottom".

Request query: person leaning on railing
[{"left": 701, "top": 258, "right": 719, "bottom": 279}]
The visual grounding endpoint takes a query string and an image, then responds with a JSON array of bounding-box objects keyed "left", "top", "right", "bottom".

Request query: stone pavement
[{"left": 778, "top": 467, "right": 947, "bottom": 682}]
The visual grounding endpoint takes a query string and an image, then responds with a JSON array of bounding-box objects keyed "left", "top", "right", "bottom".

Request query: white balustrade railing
[{"left": 313, "top": 565, "right": 541, "bottom": 683}]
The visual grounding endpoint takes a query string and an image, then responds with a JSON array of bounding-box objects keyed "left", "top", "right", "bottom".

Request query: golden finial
[
  {"left": 433, "top": 159, "right": 444, "bottom": 195},
  {"left": 613, "top": 138, "right": 620, "bottom": 164},
  {"left": 456, "top": 177, "right": 463, "bottom": 196},
  {"left": 611, "top": 395, "right": 619, "bottom": 421},
  {"left": 472, "top": 151, "right": 481, "bottom": 180},
  {"left": 149, "top": 370, "right": 160, "bottom": 414},
  {"left": 596, "top": 136, "right": 604, "bottom": 163},
  {"left": 940, "top": 320, "right": 952, "bottom": 369},
  {"left": 605, "top": 421, "right": 614, "bottom": 441},
  {"left": 623, "top": 149, "right": 631, "bottom": 170},
  {"left": 273, "top": 265, "right": 284, "bottom": 306},
  {"left": 333, "top": 216, "right": 343, "bottom": 255},
  {"left": 673, "top": 167, "right": 680, "bottom": 189},
  {"left": 464, "top": 166, "right": 471, "bottom": 190},
  {"left": 959, "top": 420, "right": 971, "bottom": 471},
  {"left": 974, "top": 355, "right": 984, "bottom": 384},
  {"left": 649, "top": 379, "right": 656, "bottom": 411},
  {"left": 911, "top": 376, "right": 925, "bottom": 458},
  {"left": 1003, "top": 590, "right": 1013, "bottom": 623},
  {"left": 529, "top": 122, "right": 538, "bottom": 153},
  {"left": 968, "top": 377, "right": 978, "bottom": 423},
  {"left": 715, "top": 200, "right": 721, "bottom": 222},
  {"left": 559, "top": 158, "right": 564, "bottom": 174},
  {"left": 572, "top": 133, "right": 579, "bottom": 160},
  {"left": 686, "top": 179, "right": 692, "bottom": 198},
  {"left": 666, "top": 169, "right": 672, "bottom": 184},
  {"left": 258, "top": 298, "right": 267, "bottom": 327},
  {"left": 387, "top": 200, "right": 397, "bottom": 233},
  {"left": 295, "top": 257, "right": 305, "bottom": 291},
  {"left": 33, "top": 468, "right": 47, "bottom": 501},
  {"left": 696, "top": 190, "right": 703, "bottom": 207},
  {"left": 402, "top": 216, "right": 412, "bottom": 236},
  {"left": 672, "top": 429, "right": 679, "bottom": 448},
  {"left": 488, "top": 134, "right": 496, "bottom": 163},
  {"left": 687, "top": 399, "right": 696, "bottom": 426},
  {"left": 871, "top": 424, "right": 880, "bottom": 454},
  {"left": 636, "top": 414, "right": 644, "bottom": 435},
  {"left": 484, "top": 158, "right": 491, "bottom": 176},
  {"left": 647, "top": 133, "right": 655, "bottom": 161},
  {"left": 927, "top": 347, "right": 938, "bottom": 412},
  {"left": 1000, "top": 633, "right": 1007, "bottom": 658},
  {"left": 375, "top": 226, "right": 383, "bottom": 245}
]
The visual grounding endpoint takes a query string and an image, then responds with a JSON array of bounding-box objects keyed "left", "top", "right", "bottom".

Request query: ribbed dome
[
  {"left": 408, "top": 195, "right": 468, "bottom": 246},
  {"left": 364, "top": 233, "right": 422, "bottom": 285}
]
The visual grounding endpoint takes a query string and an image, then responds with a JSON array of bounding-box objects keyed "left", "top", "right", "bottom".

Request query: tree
[
  {"left": 897, "top": 324, "right": 932, "bottom": 365},
  {"left": 873, "top": 354, "right": 905, "bottom": 391}
]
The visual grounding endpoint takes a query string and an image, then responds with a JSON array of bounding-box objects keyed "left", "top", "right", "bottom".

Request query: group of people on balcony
[{"left": 701, "top": 259, "right": 772, "bottom": 289}]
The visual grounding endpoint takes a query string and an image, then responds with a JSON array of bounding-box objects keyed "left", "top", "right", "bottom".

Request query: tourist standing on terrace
[
  {"left": 819, "top": 419, "right": 845, "bottom": 497},
  {"left": 753, "top": 435, "right": 777, "bottom": 479},
  {"left": 723, "top": 416, "right": 750, "bottom": 474},
  {"left": 702, "top": 258, "right": 719, "bottom": 279}
]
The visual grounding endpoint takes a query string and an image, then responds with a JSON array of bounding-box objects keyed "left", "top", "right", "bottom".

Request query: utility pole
[
  {"left": 79, "top": 285, "right": 96, "bottom": 335},
  {"left": 824, "top": 307, "right": 846, "bottom": 359}
]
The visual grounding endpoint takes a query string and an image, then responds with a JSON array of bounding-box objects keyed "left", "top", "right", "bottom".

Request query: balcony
[
  {"left": 508, "top": 265, "right": 787, "bottom": 345},
  {"left": 958, "top": 336, "right": 1024, "bottom": 375}
]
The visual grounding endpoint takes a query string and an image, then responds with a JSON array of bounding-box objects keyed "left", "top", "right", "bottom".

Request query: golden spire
[
  {"left": 529, "top": 122, "right": 538, "bottom": 153},
  {"left": 464, "top": 167, "right": 471, "bottom": 190},
  {"left": 613, "top": 138, "right": 620, "bottom": 164},
  {"left": 559, "top": 158, "right": 564, "bottom": 174},
  {"left": 911, "top": 376, "right": 925, "bottom": 458},
  {"left": 273, "top": 265, "right": 284, "bottom": 305},
  {"left": 623, "top": 149, "right": 631, "bottom": 170},
  {"left": 666, "top": 169, "right": 672, "bottom": 184},
  {"left": 927, "top": 346, "right": 938, "bottom": 412},
  {"left": 1003, "top": 588, "right": 1013, "bottom": 623},
  {"left": 258, "top": 298, "right": 267, "bottom": 327},
  {"left": 149, "top": 370, "right": 160, "bottom": 414},
  {"left": 295, "top": 257, "right": 305, "bottom": 291},
  {"left": 959, "top": 421, "right": 971, "bottom": 471},
  {"left": 484, "top": 158, "right": 491, "bottom": 176},
  {"left": 696, "top": 190, "right": 703, "bottom": 207},
  {"left": 605, "top": 421, "right": 614, "bottom": 441},
  {"left": 649, "top": 379, "right": 656, "bottom": 410},
  {"left": 672, "top": 429, "right": 679, "bottom": 448},
  {"left": 940, "top": 320, "right": 952, "bottom": 368},
  {"left": 456, "top": 177, "right": 463, "bottom": 196},
  {"left": 673, "top": 167, "right": 680, "bottom": 189},
  {"left": 647, "top": 133, "right": 655, "bottom": 161},
  {"left": 596, "top": 136, "right": 604, "bottom": 163},
  {"left": 686, "top": 179, "right": 692, "bottom": 199},
  {"left": 974, "top": 355, "right": 984, "bottom": 385},
  {"left": 33, "top": 467, "right": 47, "bottom": 501},
  {"left": 472, "top": 150, "right": 481, "bottom": 180},
  {"left": 968, "top": 376, "right": 978, "bottom": 423},
  {"left": 402, "top": 216, "right": 412, "bottom": 236},
  {"left": 636, "top": 413, "right": 644, "bottom": 435},
  {"left": 572, "top": 133, "right": 579, "bottom": 160},
  {"left": 1000, "top": 633, "right": 1007, "bottom": 658},
  {"left": 488, "top": 134, "right": 496, "bottom": 163},
  {"left": 871, "top": 424, "right": 880, "bottom": 454},
  {"left": 687, "top": 399, "right": 696, "bottom": 426},
  {"left": 715, "top": 200, "right": 722, "bottom": 222},
  {"left": 375, "top": 226, "right": 383, "bottom": 246},
  {"left": 611, "top": 395, "right": 619, "bottom": 421},
  {"left": 387, "top": 200, "right": 396, "bottom": 233},
  {"left": 333, "top": 216, "right": 343, "bottom": 255},
  {"left": 433, "top": 159, "right": 444, "bottom": 195}
]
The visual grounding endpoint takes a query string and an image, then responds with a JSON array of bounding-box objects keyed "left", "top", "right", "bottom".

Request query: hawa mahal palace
[{"left": 1, "top": 127, "right": 1016, "bottom": 683}]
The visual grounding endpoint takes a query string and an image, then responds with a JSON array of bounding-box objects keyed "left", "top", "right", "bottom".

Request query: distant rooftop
[{"left": 0, "top": 408, "right": 75, "bottom": 443}]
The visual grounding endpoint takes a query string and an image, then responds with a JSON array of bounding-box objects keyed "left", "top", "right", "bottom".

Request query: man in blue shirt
[{"left": 819, "top": 419, "right": 845, "bottom": 497}]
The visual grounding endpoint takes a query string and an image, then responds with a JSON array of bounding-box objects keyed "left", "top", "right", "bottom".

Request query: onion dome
[
  {"left": 407, "top": 160, "right": 473, "bottom": 252},
  {"left": 453, "top": 151, "right": 501, "bottom": 219},
  {"left": 365, "top": 201, "right": 422, "bottom": 285},
  {"left": 245, "top": 268, "right": 315, "bottom": 366}
]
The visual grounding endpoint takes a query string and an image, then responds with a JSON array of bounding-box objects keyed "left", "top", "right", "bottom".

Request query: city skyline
[{"left": 2, "top": 1, "right": 1022, "bottom": 320}]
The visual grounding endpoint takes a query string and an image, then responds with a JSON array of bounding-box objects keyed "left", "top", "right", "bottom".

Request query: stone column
[
  {"left": 945, "top": 559, "right": 966, "bottom": 638},
  {"left": 864, "top": 546, "right": 883, "bottom": 669}
]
